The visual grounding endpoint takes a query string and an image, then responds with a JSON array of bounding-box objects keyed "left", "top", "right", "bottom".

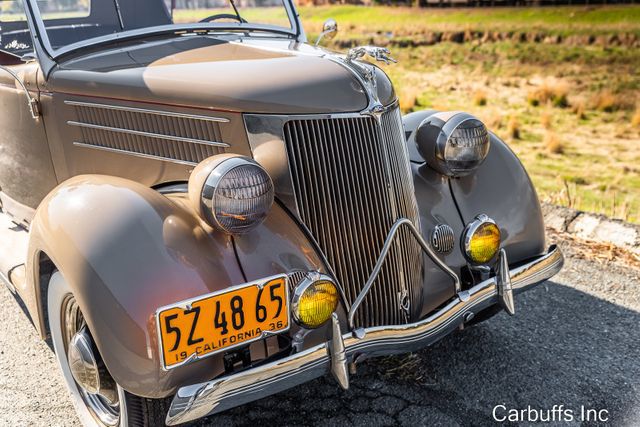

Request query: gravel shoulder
[{"left": 1, "top": 230, "right": 639, "bottom": 426}]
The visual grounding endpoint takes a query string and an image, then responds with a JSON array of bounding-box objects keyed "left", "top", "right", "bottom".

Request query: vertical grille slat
[{"left": 284, "top": 108, "right": 423, "bottom": 328}]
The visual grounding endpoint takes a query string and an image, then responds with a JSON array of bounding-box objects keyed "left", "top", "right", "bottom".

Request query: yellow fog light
[
  {"left": 463, "top": 215, "right": 501, "bottom": 264},
  {"left": 292, "top": 273, "right": 339, "bottom": 329}
]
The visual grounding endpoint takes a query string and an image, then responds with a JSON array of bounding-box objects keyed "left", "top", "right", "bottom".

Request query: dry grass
[
  {"left": 507, "top": 116, "right": 521, "bottom": 139},
  {"left": 540, "top": 110, "right": 553, "bottom": 129},
  {"left": 527, "top": 79, "right": 570, "bottom": 108},
  {"left": 632, "top": 107, "right": 640, "bottom": 127},
  {"left": 484, "top": 110, "right": 503, "bottom": 130},
  {"left": 545, "top": 131, "right": 564, "bottom": 154},
  {"left": 473, "top": 89, "right": 488, "bottom": 106},
  {"left": 399, "top": 88, "right": 418, "bottom": 112},
  {"left": 593, "top": 90, "right": 623, "bottom": 112},
  {"left": 572, "top": 99, "right": 587, "bottom": 120}
]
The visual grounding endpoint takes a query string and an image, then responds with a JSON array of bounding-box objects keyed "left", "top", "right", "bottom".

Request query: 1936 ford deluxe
[{"left": 0, "top": 0, "right": 563, "bottom": 425}]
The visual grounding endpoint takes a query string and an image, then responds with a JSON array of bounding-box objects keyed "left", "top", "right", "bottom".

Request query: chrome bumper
[{"left": 166, "top": 245, "right": 563, "bottom": 425}]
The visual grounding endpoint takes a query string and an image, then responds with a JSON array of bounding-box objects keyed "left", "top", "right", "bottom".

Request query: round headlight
[
  {"left": 189, "top": 155, "right": 274, "bottom": 234},
  {"left": 415, "top": 111, "right": 490, "bottom": 177},
  {"left": 292, "top": 273, "right": 339, "bottom": 329},
  {"left": 463, "top": 214, "right": 501, "bottom": 264}
]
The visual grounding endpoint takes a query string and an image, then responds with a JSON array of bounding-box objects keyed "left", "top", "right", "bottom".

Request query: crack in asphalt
[{"left": 1, "top": 235, "right": 639, "bottom": 426}]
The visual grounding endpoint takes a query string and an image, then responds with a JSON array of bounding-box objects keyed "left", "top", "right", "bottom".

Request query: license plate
[{"left": 157, "top": 275, "right": 289, "bottom": 370}]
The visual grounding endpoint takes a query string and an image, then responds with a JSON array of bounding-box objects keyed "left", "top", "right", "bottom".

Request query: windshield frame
[{"left": 22, "top": 0, "right": 304, "bottom": 65}]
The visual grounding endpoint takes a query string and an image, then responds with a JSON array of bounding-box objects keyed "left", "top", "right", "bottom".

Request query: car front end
[{"left": 10, "top": 0, "right": 564, "bottom": 425}]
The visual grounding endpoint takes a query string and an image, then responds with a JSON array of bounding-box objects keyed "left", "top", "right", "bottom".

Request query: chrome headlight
[
  {"left": 415, "top": 112, "right": 490, "bottom": 177},
  {"left": 189, "top": 155, "right": 274, "bottom": 234}
]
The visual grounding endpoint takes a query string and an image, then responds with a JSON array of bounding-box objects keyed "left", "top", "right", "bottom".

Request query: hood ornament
[
  {"left": 345, "top": 46, "right": 397, "bottom": 65},
  {"left": 340, "top": 46, "right": 397, "bottom": 116}
]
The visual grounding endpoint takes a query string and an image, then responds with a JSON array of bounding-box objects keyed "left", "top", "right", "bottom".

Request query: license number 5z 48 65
[{"left": 157, "top": 276, "right": 289, "bottom": 369}]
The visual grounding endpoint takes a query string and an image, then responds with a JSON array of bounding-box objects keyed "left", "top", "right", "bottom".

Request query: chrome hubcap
[{"left": 62, "top": 296, "right": 120, "bottom": 426}]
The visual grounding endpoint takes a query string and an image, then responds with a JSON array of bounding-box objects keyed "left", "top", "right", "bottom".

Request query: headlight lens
[
  {"left": 463, "top": 215, "right": 501, "bottom": 264},
  {"left": 415, "top": 112, "right": 490, "bottom": 177},
  {"left": 194, "top": 156, "right": 274, "bottom": 234},
  {"left": 292, "top": 274, "right": 339, "bottom": 329},
  {"left": 443, "top": 118, "right": 490, "bottom": 175}
]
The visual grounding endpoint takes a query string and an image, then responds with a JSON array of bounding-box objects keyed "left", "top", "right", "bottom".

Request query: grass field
[
  {"left": 299, "top": 5, "right": 640, "bottom": 36},
  {"left": 301, "top": 6, "right": 640, "bottom": 223}
]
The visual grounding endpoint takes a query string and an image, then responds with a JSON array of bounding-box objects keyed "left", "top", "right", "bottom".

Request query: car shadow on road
[{"left": 198, "top": 281, "right": 640, "bottom": 426}]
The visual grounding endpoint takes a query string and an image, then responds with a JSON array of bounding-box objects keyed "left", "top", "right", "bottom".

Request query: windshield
[{"left": 23, "top": 0, "right": 294, "bottom": 56}]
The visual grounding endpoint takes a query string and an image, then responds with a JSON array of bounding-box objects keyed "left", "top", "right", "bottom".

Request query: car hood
[{"left": 48, "top": 36, "right": 373, "bottom": 114}]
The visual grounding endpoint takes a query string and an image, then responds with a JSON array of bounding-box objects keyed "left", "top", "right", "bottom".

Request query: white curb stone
[{"left": 542, "top": 202, "right": 640, "bottom": 257}]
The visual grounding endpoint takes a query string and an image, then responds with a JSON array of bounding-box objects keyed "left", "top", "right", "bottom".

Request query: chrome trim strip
[
  {"left": 166, "top": 245, "right": 563, "bottom": 425},
  {"left": 72, "top": 142, "right": 197, "bottom": 166},
  {"left": 67, "top": 121, "right": 230, "bottom": 148},
  {"left": 64, "top": 100, "right": 230, "bottom": 123}
]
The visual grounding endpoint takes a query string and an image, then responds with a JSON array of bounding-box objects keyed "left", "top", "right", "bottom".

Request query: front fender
[
  {"left": 403, "top": 109, "right": 546, "bottom": 264},
  {"left": 26, "top": 175, "right": 325, "bottom": 398},
  {"left": 449, "top": 134, "right": 546, "bottom": 263}
]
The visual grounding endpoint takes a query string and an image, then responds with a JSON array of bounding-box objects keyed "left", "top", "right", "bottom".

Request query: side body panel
[
  {"left": 26, "top": 175, "right": 326, "bottom": 397},
  {"left": 0, "top": 63, "right": 57, "bottom": 221}
]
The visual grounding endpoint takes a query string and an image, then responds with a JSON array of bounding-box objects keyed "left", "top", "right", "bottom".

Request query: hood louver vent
[{"left": 66, "top": 101, "right": 229, "bottom": 165}]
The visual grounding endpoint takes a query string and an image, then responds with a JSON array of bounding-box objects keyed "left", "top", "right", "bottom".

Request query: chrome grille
[
  {"left": 67, "top": 101, "right": 228, "bottom": 165},
  {"left": 431, "top": 224, "right": 455, "bottom": 254},
  {"left": 283, "top": 108, "right": 422, "bottom": 328}
]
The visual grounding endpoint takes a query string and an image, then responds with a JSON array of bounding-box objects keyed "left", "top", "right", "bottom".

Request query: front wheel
[{"left": 48, "top": 272, "right": 170, "bottom": 426}]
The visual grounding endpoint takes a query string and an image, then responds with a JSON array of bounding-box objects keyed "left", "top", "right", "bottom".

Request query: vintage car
[{"left": 0, "top": 0, "right": 563, "bottom": 425}]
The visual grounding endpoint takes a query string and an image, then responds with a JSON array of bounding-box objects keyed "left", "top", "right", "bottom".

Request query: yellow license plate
[{"left": 157, "top": 275, "right": 289, "bottom": 369}]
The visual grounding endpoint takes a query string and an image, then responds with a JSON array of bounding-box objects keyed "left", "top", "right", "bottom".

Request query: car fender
[
  {"left": 403, "top": 110, "right": 546, "bottom": 264},
  {"left": 26, "top": 175, "right": 325, "bottom": 398},
  {"left": 449, "top": 134, "right": 546, "bottom": 263}
]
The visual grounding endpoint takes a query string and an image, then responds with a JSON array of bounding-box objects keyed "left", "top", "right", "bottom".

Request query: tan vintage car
[{"left": 0, "top": 0, "right": 563, "bottom": 425}]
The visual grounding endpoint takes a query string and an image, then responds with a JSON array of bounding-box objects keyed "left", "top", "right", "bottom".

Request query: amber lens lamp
[
  {"left": 292, "top": 274, "right": 339, "bottom": 329},
  {"left": 463, "top": 215, "right": 501, "bottom": 264}
]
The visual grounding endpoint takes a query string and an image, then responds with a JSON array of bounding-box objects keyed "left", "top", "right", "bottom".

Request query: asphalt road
[{"left": 1, "top": 233, "right": 639, "bottom": 426}]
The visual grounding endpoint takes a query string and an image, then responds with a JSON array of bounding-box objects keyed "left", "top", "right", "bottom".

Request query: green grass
[{"left": 299, "top": 5, "right": 640, "bottom": 37}]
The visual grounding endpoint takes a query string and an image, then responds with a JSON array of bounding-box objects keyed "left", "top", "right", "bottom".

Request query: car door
[{"left": 0, "top": 2, "right": 58, "bottom": 225}]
